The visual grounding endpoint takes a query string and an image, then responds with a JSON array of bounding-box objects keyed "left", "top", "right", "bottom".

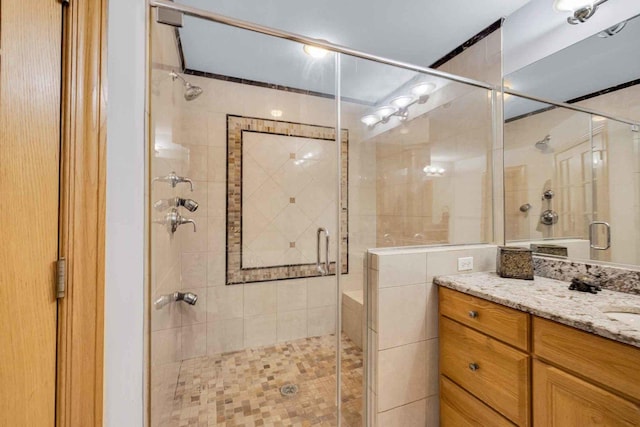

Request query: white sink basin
[{"left": 600, "top": 306, "right": 640, "bottom": 327}]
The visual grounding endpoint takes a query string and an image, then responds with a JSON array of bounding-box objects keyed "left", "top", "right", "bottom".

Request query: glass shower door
[
  {"left": 148, "top": 11, "right": 347, "bottom": 426},
  {"left": 589, "top": 116, "right": 640, "bottom": 265}
]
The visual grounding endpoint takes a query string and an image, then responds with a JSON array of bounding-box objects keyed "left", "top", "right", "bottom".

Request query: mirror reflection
[{"left": 503, "top": 10, "right": 640, "bottom": 266}]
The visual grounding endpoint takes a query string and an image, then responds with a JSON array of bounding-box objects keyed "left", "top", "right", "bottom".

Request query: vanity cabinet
[
  {"left": 439, "top": 287, "right": 640, "bottom": 427},
  {"left": 533, "top": 317, "right": 640, "bottom": 426},
  {"left": 439, "top": 287, "right": 530, "bottom": 426},
  {"left": 533, "top": 360, "right": 640, "bottom": 426}
]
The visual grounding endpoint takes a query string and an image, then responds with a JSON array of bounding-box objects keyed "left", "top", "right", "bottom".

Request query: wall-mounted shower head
[
  {"left": 177, "top": 292, "right": 198, "bottom": 305},
  {"left": 170, "top": 71, "right": 203, "bottom": 101},
  {"left": 153, "top": 291, "right": 198, "bottom": 309},
  {"left": 535, "top": 135, "right": 551, "bottom": 151}
]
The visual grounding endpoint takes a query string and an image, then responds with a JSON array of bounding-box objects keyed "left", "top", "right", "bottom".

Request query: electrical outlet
[{"left": 458, "top": 256, "right": 474, "bottom": 271}]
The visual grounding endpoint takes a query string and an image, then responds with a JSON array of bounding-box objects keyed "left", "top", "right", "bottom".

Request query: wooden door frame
[{"left": 56, "top": 0, "right": 107, "bottom": 425}]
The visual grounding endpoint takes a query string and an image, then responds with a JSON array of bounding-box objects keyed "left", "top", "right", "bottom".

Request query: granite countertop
[{"left": 434, "top": 272, "right": 640, "bottom": 348}]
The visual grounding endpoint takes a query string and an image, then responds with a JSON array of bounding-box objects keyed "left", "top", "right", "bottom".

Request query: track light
[{"left": 361, "top": 81, "right": 437, "bottom": 128}]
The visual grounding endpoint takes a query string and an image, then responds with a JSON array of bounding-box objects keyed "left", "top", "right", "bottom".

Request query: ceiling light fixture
[
  {"left": 410, "top": 82, "right": 436, "bottom": 100},
  {"left": 361, "top": 114, "right": 378, "bottom": 126},
  {"left": 423, "top": 165, "right": 446, "bottom": 177},
  {"left": 270, "top": 109, "right": 283, "bottom": 118},
  {"left": 303, "top": 44, "right": 329, "bottom": 58},
  {"left": 361, "top": 81, "right": 437, "bottom": 128},
  {"left": 554, "top": 0, "right": 608, "bottom": 25},
  {"left": 390, "top": 95, "right": 414, "bottom": 109}
]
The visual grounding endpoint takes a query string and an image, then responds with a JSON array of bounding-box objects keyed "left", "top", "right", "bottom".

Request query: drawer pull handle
[
  {"left": 468, "top": 310, "right": 478, "bottom": 319},
  {"left": 469, "top": 363, "right": 479, "bottom": 372}
]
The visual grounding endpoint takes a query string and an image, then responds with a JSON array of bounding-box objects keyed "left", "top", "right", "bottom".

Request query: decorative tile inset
[{"left": 226, "top": 115, "right": 349, "bottom": 285}]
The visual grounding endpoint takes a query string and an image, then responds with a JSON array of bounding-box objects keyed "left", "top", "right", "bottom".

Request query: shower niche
[{"left": 226, "top": 115, "right": 349, "bottom": 284}]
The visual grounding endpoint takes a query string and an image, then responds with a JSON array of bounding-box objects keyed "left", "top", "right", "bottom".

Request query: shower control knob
[
  {"left": 154, "top": 208, "right": 197, "bottom": 234},
  {"left": 540, "top": 210, "right": 559, "bottom": 226},
  {"left": 542, "top": 190, "right": 554, "bottom": 200},
  {"left": 152, "top": 171, "right": 194, "bottom": 191}
]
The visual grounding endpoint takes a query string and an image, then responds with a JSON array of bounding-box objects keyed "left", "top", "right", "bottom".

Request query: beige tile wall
[
  {"left": 366, "top": 244, "right": 497, "bottom": 426},
  {"left": 150, "top": 70, "right": 376, "bottom": 367}
]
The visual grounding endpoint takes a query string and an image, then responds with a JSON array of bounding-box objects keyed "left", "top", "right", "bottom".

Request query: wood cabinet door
[
  {"left": 0, "top": 0, "right": 62, "bottom": 425},
  {"left": 533, "top": 360, "right": 640, "bottom": 426}
]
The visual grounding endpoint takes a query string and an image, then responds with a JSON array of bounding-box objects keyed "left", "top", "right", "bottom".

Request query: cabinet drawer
[
  {"left": 533, "top": 360, "right": 640, "bottom": 426},
  {"left": 441, "top": 376, "right": 515, "bottom": 427},
  {"left": 440, "top": 317, "right": 530, "bottom": 426},
  {"left": 439, "top": 287, "right": 530, "bottom": 351},
  {"left": 533, "top": 316, "right": 640, "bottom": 402}
]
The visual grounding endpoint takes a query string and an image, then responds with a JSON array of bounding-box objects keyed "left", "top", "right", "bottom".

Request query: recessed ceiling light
[
  {"left": 303, "top": 44, "right": 329, "bottom": 58},
  {"left": 270, "top": 109, "right": 283, "bottom": 117}
]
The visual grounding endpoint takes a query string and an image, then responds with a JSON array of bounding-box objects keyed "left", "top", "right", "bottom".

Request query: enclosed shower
[{"left": 147, "top": 1, "right": 498, "bottom": 425}]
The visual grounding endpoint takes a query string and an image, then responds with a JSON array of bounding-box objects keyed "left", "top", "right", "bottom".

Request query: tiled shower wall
[
  {"left": 163, "top": 75, "right": 374, "bottom": 359},
  {"left": 150, "top": 21, "right": 376, "bottom": 379}
]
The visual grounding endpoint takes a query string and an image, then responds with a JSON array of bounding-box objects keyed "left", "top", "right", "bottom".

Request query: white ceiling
[{"left": 177, "top": 0, "right": 530, "bottom": 103}]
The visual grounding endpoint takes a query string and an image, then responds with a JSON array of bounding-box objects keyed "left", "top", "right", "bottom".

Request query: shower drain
[{"left": 280, "top": 384, "right": 299, "bottom": 397}]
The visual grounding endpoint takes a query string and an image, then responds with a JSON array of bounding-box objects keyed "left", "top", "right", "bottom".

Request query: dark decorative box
[
  {"left": 497, "top": 247, "right": 534, "bottom": 280},
  {"left": 530, "top": 243, "right": 568, "bottom": 257}
]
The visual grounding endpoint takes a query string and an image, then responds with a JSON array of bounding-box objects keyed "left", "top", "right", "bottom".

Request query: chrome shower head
[
  {"left": 535, "top": 135, "right": 551, "bottom": 151},
  {"left": 170, "top": 71, "right": 203, "bottom": 101},
  {"left": 184, "top": 83, "right": 203, "bottom": 101}
]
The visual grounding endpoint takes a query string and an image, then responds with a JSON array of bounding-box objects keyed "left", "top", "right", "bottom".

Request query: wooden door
[
  {"left": 0, "top": 0, "right": 62, "bottom": 425},
  {"left": 533, "top": 360, "right": 640, "bottom": 426}
]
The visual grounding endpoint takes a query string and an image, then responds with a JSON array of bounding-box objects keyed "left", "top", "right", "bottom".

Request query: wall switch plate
[{"left": 458, "top": 257, "right": 474, "bottom": 271}]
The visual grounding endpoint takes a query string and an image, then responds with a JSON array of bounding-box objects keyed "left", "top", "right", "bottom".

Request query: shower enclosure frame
[
  {"left": 146, "top": 3, "right": 500, "bottom": 426},
  {"left": 145, "top": 1, "right": 640, "bottom": 425}
]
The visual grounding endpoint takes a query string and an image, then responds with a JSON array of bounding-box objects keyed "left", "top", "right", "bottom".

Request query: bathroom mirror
[
  {"left": 503, "top": 11, "right": 640, "bottom": 267},
  {"left": 503, "top": 94, "right": 640, "bottom": 267},
  {"left": 226, "top": 115, "right": 349, "bottom": 284}
]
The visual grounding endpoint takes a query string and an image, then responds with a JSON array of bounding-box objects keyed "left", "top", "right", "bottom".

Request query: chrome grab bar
[
  {"left": 589, "top": 221, "right": 611, "bottom": 250},
  {"left": 316, "top": 227, "right": 330, "bottom": 275}
]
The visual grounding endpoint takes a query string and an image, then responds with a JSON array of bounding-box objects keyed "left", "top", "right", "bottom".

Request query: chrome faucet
[
  {"left": 153, "top": 171, "right": 194, "bottom": 191},
  {"left": 153, "top": 197, "right": 199, "bottom": 212},
  {"left": 155, "top": 208, "right": 196, "bottom": 234}
]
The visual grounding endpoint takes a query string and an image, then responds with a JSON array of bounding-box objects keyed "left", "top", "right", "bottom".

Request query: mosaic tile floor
[{"left": 155, "top": 334, "right": 363, "bottom": 426}]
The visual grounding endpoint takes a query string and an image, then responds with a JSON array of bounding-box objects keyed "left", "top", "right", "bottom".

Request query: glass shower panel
[
  {"left": 589, "top": 116, "right": 640, "bottom": 265},
  {"left": 339, "top": 52, "right": 495, "bottom": 426},
  {"left": 503, "top": 95, "right": 593, "bottom": 259},
  {"left": 149, "top": 15, "right": 343, "bottom": 426},
  {"left": 340, "top": 55, "right": 496, "bottom": 250}
]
